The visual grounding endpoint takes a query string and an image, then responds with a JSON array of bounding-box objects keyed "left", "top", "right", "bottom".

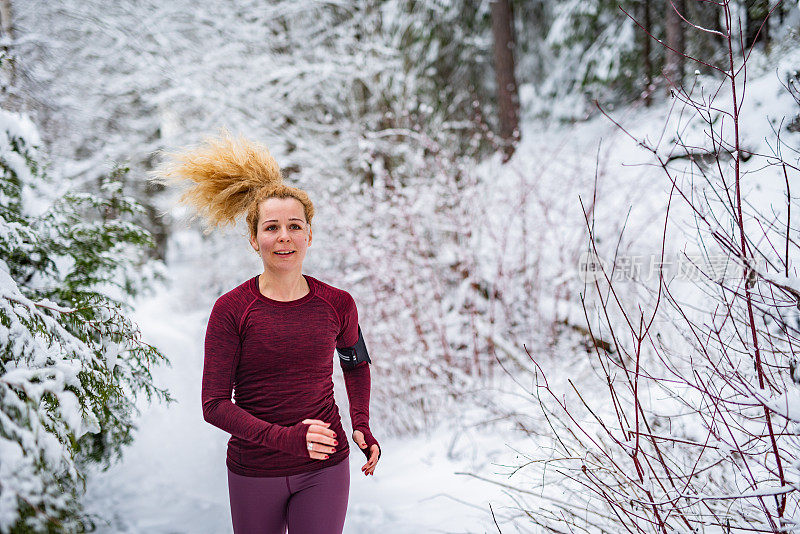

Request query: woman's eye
[
  {"left": 290, "top": 224, "right": 302, "bottom": 230},
  {"left": 265, "top": 225, "right": 277, "bottom": 231}
]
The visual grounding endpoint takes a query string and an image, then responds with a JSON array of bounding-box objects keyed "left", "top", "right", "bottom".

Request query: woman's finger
[
  {"left": 309, "top": 424, "right": 337, "bottom": 440},
  {"left": 303, "top": 420, "right": 337, "bottom": 460},
  {"left": 307, "top": 433, "right": 337, "bottom": 454},
  {"left": 302, "top": 419, "right": 330, "bottom": 427},
  {"left": 306, "top": 441, "right": 334, "bottom": 459},
  {"left": 308, "top": 426, "right": 337, "bottom": 445},
  {"left": 306, "top": 438, "right": 335, "bottom": 459},
  {"left": 361, "top": 463, "right": 375, "bottom": 475},
  {"left": 360, "top": 445, "right": 380, "bottom": 475}
]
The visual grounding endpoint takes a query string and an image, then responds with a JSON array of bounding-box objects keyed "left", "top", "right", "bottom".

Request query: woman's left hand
[{"left": 352, "top": 429, "right": 380, "bottom": 476}]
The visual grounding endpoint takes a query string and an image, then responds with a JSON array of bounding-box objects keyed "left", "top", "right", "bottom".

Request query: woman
[{"left": 153, "top": 132, "right": 381, "bottom": 534}]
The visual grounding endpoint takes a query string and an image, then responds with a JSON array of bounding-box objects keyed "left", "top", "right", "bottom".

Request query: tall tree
[
  {"left": 490, "top": 0, "right": 520, "bottom": 161},
  {"left": 640, "top": 0, "right": 654, "bottom": 105},
  {"left": 664, "top": 0, "right": 686, "bottom": 89},
  {"left": 0, "top": 0, "right": 15, "bottom": 106},
  {"left": 744, "top": 0, "right": 770, "bottom": 49}
]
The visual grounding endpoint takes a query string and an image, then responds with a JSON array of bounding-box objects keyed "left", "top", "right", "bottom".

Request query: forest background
[{"left": 2, "top": 1, "right": 800, "bottom": 532}]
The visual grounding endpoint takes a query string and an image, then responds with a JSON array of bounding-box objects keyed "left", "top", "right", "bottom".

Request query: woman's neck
[{"left": 257, "top": 271, "right": 309, "bottom": 301}]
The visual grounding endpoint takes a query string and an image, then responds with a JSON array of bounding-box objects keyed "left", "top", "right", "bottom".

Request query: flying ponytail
[{"left": 150, "top": 129, "right": 314, "bottom": 236}]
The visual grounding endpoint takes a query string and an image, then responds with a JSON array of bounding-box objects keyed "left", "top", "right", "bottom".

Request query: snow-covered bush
[
  {"left": 0, "top": 109, "right": 171, "bottom": 533},
  {"left": 322, "top": 110, "right": 618, "bottom": 435}
]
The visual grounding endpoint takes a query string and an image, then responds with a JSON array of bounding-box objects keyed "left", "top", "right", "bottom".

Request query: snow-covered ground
[{"left": 81, "top": 274, "right": 520, "bottom": 534}]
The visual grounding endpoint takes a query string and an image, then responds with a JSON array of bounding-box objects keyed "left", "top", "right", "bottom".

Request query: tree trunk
[
  {"left": 0, "top": 0, "right": 14, "bottom": 91},
  {"left": 490, "top": 0, "right": 520, "bottom": 162},
  {"left": 664, "top": 0, "right": 685, "bottom": 90},
  {"left": 745, "top": 0, "right": 770, "bottom": 50},
  {"left": 642, "top": 0, "right": 653, "bottom": 106},
  {"left": 0, "top": 0, "right": 11, "bottom": 41}
]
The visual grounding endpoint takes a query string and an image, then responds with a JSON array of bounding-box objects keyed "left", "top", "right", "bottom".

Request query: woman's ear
[
  {"left": 307, "top": 227, "right": 312, "bottom": 247},
  {"left": 249, "top": 234, "right": 259, "bottom": 253}
]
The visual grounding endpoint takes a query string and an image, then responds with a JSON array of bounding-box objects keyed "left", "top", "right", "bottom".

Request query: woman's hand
[
  {"left": 302, "top": 419, "right": 337, "bottom": 460},
  {"left": 352, "top": 429, "right": 380, "bottom": 476}
]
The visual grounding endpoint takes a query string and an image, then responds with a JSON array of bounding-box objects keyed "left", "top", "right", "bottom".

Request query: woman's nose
[{"left": 278, "top": 227, "right": 291, "bottom": 240}]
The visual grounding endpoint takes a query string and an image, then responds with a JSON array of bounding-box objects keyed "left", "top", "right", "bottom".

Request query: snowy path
[{"left": 82, "top": 286, "right": 514, "bottom": 534}]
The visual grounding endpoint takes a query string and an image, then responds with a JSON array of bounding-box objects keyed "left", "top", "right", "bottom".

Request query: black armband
[{"left": 337, "top": 325, "right": 371, "bottom": 369}]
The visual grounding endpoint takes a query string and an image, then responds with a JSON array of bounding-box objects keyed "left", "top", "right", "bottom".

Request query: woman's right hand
[{"left": 302, "top": 419, "right": 337, "bottom": 460}]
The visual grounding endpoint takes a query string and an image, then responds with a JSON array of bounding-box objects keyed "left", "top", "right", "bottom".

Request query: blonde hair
[{"left": 150, "top": 130, "right": 314, "bottom": 239}]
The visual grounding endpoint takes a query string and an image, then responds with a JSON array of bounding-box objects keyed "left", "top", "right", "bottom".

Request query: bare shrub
[{"left": 488, "top": 2, "right": 800, "bottom": 532}]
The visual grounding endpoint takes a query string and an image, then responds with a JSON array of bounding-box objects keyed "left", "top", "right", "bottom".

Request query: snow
[
  {"left": 0, "top": 109, "right": 41, "bottom": 148},
  {"left": 765, "top": 389, "right": 800, "bottom": 423},
  {"left": 694, "top": 485, "right": 797, "bottom": 500}
]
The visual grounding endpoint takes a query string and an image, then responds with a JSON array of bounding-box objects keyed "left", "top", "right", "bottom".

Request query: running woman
[{"left": 152, "top": 132, "right": 381, "bottom": 534}]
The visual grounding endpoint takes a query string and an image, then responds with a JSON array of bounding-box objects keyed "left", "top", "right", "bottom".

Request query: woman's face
[{"left": 249, "top": 197, "right": 312, "bottom": 273}]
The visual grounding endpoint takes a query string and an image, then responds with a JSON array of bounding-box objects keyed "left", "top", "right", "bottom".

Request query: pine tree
[{"left": 0, "top": 108, "right": 172, "bottom": 533}]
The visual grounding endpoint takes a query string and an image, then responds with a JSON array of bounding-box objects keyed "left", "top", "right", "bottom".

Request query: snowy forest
[{"left": 2, "top": 0, "right": 800, "bottom": 532}]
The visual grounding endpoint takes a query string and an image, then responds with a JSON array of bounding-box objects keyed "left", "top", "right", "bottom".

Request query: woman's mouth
[{"left": 274, "top": 251, "right": 295, "bottom": 256}]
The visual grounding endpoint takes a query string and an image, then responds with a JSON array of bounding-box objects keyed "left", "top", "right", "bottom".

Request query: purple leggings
[{"left": 227, "top": 457, "right": 350, "bottom": 534}]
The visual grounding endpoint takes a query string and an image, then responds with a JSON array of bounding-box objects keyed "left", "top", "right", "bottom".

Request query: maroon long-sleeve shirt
[{"left": 202, "top": 274, "right": 377, "bottom": 477}]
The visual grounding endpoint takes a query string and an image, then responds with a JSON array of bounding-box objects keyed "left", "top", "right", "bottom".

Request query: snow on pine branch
[{"left": 0, "top": 108, "right": 171, "bottom": 533}]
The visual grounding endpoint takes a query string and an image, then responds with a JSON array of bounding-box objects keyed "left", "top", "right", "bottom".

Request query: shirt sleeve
[
  {"left": 342, "top": 361, "right": 379, "bottom": 458},
  {"left": 202, "top": 296, "right": 310, "bottom": 458},
  {"left": 337, "top": 294, "right": 380, "bottom": 458},
  {"left": 335, "top": 292, "right": 359, "bottom": 349}
]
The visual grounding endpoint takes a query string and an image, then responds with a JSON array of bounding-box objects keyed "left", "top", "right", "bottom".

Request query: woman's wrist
[
  {"left": 354, "top": 426, "right": 380, "bottom": 459},
  {"left": 285, "top": 421, "right": 312, "bottom": 457}
]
